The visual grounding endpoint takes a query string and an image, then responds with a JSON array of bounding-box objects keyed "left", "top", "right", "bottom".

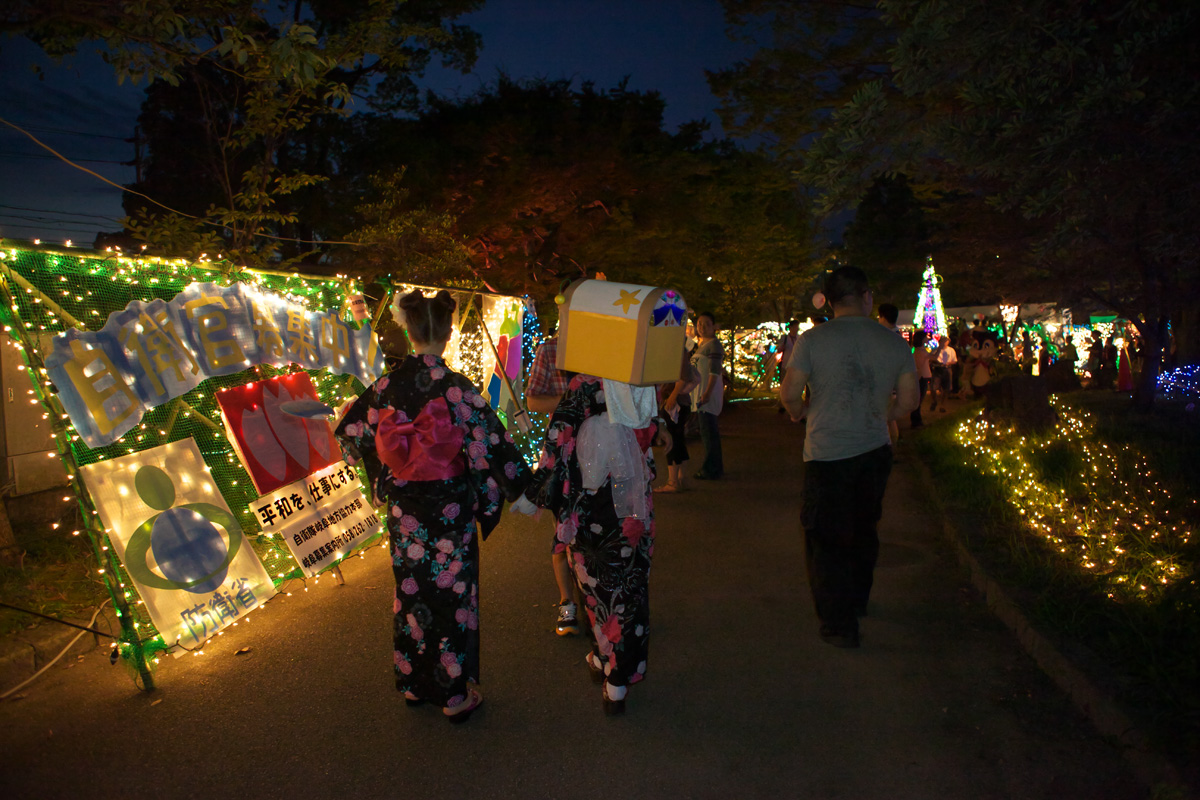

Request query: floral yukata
[
  {"left": 528, "top": 375, "right": 656, "bottom": 689},
  {"left": 335, "top": 354, "right": 530, "bottom": 708}
]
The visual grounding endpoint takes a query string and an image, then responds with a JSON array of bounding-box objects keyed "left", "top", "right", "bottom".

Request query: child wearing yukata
[
  {"left": 515, "top": 375, "right": 658, "bottom": 716},
  {"left": 335, "top": 290, "right": 531, "bottom": 724},
  {"left": 511, "top": 279, "right": 680, "bottom": 715}
]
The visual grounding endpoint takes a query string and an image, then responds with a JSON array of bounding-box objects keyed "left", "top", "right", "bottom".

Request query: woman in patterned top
[{"left": 335, "top": 290, "right": 531, "bottom": 723}]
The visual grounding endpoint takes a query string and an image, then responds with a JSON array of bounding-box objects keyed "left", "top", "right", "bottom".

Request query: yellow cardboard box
[{"left": 556, "top": 279, "right": 687, "bottom": 385}]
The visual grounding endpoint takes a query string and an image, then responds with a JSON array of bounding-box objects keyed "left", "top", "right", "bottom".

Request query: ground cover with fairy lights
[{"left": 915, "top": 390, "right": 1200, "bottom": 752}]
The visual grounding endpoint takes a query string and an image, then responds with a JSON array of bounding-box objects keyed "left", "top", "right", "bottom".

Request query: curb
[
  {"left": 0, "top": 608, "right": 115, "bottom": 695},
  {"left": 910, "top": 454, "right": 1190, "bottom": 797}
]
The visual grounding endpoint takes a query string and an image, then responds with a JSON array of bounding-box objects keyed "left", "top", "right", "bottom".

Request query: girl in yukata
[
  {"left": 516, "top": 374, "right": 658, "bottom": 715},
  {"left": 335, "top": 290, "right": 531, "bottom": 723}
]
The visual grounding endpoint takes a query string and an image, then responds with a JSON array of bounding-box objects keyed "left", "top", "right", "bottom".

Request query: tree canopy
[
  {"left": 4, "top": 0, "right": 483, "bottom": 266},
  {"left": 713, "top": 0, "right": 1200, "bottom": 404},
  {"left": 336, "top": 77, "right": 817, "bottom": 326}
]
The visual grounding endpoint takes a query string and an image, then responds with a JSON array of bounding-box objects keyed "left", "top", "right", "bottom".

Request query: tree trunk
[
  {"left": 985, "top": 375, "right": 1056, "bottom": 432},
  {"left": 1175, "top": 305, "right": 1199, "bottom": 366},
  {"left": 1131, "top": 319, "right": 1163, "bottom": 412}
]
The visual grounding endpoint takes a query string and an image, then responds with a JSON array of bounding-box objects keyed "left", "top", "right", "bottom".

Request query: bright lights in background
[
  {"left": 720, "top": 320, "right": 815, "bottom": 388},
  {"left": 913, "top": 257, "right": 948, "bottom": 341},
  {"left": 1157, "top": 366, "right": 1200, "bottom": 401}
]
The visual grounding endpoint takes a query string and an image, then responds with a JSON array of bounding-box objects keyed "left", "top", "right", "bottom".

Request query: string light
[
  {"left": 953, "top": 396, "right": 1192, "bottom": 604},
  {"left": 1157, "top": 366, "right": 1200, "bottom": 400},
  {"left": 0, "top": 244, "right": 383, "bottom": 677},
  {"left": 913, "top": 256, "right": 948, "bottom": 340}
]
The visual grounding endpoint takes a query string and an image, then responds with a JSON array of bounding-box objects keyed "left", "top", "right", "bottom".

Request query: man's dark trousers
[
  {"left": 696, "top": 410, "right": 723, "bottom": 478},
  {"left": 801, "top": 444, "right": 893, "bottom": 636}
]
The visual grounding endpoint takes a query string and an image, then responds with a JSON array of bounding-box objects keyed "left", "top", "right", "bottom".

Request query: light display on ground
[{"left": 953, "top": 397, "right": 1193, "bottom": 603}]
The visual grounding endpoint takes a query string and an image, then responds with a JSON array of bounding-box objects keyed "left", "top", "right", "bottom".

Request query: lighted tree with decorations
[{"left": 912, "top": 256, "right": 947, "bottom": 340}]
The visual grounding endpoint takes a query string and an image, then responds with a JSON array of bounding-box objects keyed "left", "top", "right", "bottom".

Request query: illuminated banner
[
  {"left": 481, "top": 295, "right": 524, "bottom": 423},
  {"left": 79, "top": 438, "right": 276, "bottom": 654},
  {"left": 44, "top": 281, "right": 385, "bottom": 448},
  {"left": 253, "top": 461, "right": 381, "bottom": 577},
  {"left": 216, "top": 373, "right": 341, "bottom": 495}
]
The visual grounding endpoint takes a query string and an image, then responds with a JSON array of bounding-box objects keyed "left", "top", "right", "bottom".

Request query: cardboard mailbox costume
[{"left": 555, "top": 279, "right": 687, "bottom": 385}]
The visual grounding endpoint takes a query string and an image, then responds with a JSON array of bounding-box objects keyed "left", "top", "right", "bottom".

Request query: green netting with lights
[{"left": 0, "top": 243, "right": 378, "bottom": 682}]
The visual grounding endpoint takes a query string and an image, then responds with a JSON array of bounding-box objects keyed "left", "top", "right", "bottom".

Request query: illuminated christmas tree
[{"left": 912, "top": 256, "right": 948, "bottom": 340}]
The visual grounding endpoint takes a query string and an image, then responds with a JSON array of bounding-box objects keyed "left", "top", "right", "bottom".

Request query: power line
[
  {"left": 0, "top": 221, "right": 108, "bottom": 237},
  {"left": 0, "top": 212, "right": 121, "bottom": 225},
  {"left": 0, "top": 123, "right": 128, "bottom": 141},
  {"left": 0, "top": 203, "right": 121, "bottom": 221},
  {"left": 0, "top": 150, "right": 129, "bottom": 165},
  {"left": 0, "top": 114, "right": 364, "bottom": 248}
]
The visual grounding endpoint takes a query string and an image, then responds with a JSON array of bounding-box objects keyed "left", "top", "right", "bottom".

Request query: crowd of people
[{"left": 331, "top": 270, "right": 1152, "bottom": 725}]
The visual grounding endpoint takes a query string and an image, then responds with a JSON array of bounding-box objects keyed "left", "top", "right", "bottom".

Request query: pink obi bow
[{"left": 376, "top": 402, "right": 466, "bottom": 481}]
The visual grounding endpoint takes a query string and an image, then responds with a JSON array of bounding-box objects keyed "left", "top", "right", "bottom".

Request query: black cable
[
  {"left": 0, "top": 221, "right": 107, "bottom": 237},
  {"left": 0, "top": 124, "right": 128, "bottom": 141},
  {"left": 0, "top": 601, "right": 117, "bottom": 639},
  {"left": 0, "top": 150, "right": 128, "bottom": 165},
  {"left": 0, "top": 203, "right": 122, "bottom": 221},
  {"left": 0, "top": 212, "right": 122, "bottom": 225}
]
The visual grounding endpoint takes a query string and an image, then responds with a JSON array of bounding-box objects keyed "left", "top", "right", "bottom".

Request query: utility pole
[{"left": 123, "top": 124, "right": 143, "bottom": 184}]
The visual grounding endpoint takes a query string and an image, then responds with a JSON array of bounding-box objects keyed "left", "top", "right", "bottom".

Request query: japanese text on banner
[{"left": 255, "top": 461, "right": 381, "bottom": 577}]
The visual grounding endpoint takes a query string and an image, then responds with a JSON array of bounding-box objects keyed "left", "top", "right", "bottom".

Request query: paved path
[{"left": 0, "top": 402, "right": 1143, "bottom": 799}]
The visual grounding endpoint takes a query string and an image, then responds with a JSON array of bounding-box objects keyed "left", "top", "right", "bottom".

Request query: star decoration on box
[{"left": 613, "top": 289, "right": 642, "bottom": 314}]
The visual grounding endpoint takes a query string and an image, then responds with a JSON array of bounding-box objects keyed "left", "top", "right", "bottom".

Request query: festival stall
[
  {"left": 721, "top": 320, "right": 817, "bottom": 391},
  {"left": 0, "top": 244, "right": 536, "bottom": 687}
]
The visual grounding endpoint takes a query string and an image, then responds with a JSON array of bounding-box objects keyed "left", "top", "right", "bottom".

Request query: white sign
[
  {"left": 253, "top": 461, "right": 381, "bottom": 577},
  {"left": 79, "top": 438, "right": 276, "bottom": 654}
]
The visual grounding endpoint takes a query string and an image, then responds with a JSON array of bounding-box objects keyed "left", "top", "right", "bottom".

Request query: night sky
[{"left": 0, "top": 0, "right": 756, "bottom": 245}]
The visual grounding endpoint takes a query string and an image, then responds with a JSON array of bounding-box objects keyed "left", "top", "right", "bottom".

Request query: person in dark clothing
[{"left": 780, "top": 267, "right": 920, "bottom": 648}]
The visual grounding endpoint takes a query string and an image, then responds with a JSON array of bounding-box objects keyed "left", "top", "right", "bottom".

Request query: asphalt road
[{"left": 0, "top": 401, "right": 1144, "bottom": 799}]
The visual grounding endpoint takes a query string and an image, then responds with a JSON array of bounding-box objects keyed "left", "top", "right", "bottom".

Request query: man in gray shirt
[{"left": 780, "top": 267, "right": 919, "bottom": 648}]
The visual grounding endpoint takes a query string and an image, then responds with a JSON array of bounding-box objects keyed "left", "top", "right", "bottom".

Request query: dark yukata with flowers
[
  {"left": 335, "top": 354, "right": 530, "bottom": 708},
  {"left": 528, "top": 375, "right": 656, "bottom": 688}
]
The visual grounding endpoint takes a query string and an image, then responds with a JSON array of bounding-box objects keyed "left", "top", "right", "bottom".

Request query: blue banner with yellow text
[{"left": 45, "top": 282, "right": 384, "bottom": 448}]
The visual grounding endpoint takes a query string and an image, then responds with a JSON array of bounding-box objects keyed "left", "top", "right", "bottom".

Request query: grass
[
  {"left": 0, "top": 527, "right": 110, "bottom": 638},
  {"left": 913, "top": 389, "right": 1200, "bottom": 761}
]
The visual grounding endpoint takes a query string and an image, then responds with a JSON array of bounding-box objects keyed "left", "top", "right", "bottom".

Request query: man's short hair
[
  {"left": 878, "top": 302, "right": 899, "bottom": 325},
  {"left": 697, "top": 311, "right": 716, "bottom": 324},
  {"left": 826, "top": 266, "right": 870, "bottom": 305}
]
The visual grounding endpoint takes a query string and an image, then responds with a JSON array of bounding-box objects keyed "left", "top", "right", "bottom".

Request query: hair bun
[
  {"left": 398, "top": 290, "right": 425, "bottom": 312},
  {"left": 432, "top": 290, "right": 457, "bottom": 314}
]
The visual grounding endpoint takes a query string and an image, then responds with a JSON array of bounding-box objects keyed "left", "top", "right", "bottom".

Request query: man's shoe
[
  {"left": 819, "top": 625, "right": 860, "bottom": 649},
  {"left": 693, "top": 471, "right": 721, "bottom": 480},
  {"left": 556, "top": 601, "right": 580, "bottom": 636}
]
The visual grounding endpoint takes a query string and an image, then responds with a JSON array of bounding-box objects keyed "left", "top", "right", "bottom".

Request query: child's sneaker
[{"left": 555, "top": 601, "right": 579, "bottom": 636}]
